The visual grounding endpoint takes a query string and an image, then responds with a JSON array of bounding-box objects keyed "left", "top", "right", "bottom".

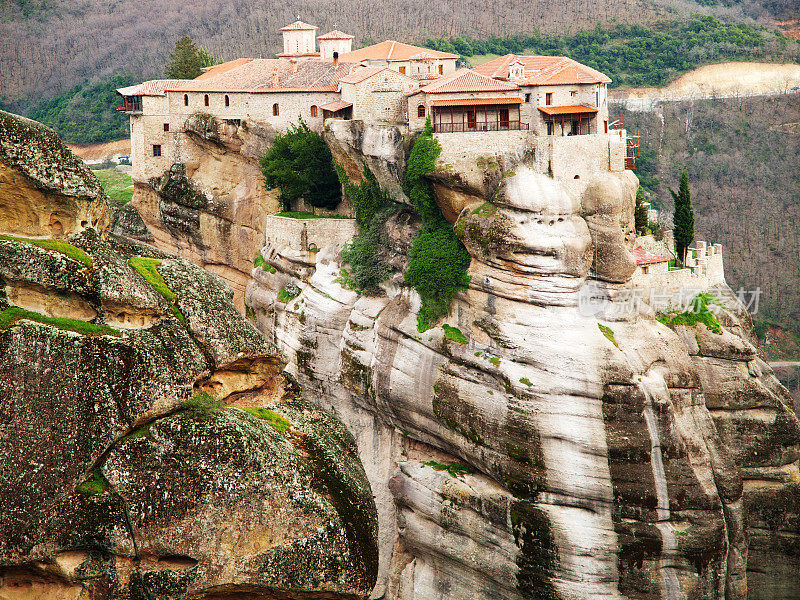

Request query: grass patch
[
  {"left": 128, "top": 256, "right": 186, "bottom": 324},
  {"left": 442, "top": 324, "right": 468, "bottom": 344},
  {"left": 76, "top": 468, "right": 110, "bottom": 495},
  {"left": 181, "top": 392, "right": 221, "bottom": 418},
  {"left": 123, "top": 424, "right": 154, "bottom": 442},
  {"left": 0, "top": 307, "right": 122, "bottom": 337},
  {"left": 94, "top": 167, "right": 134, "bottom": 205},
  {"left": 519, "top": 377, "right": 532, "bottom": 387},
  {"left": 471, "top": 202, "right": 498, "bottom": 217},
  {"left": 242, "top": 407, "right": 292, "bottom": 433},
  {"left": 0, "top": 234, "right": 92, "bottom": 267},
  {"left": 277, "top": 288, "right": 300, "bottom": 303},
  {"left": 254, "top": 253, "right": 265, "bottom": 268},
  {"left": 421, "top": 460, "right": 472, "bottom": 479},
  {"left": 275, "top": 211, "right": 351, "bottom": 219},
  {"left": 598, "top": 324, "right": 619, "bottom": 348},
  {"left": 657, "top": 293, "right": 722, "bottom": 333},
  {"left": 489, "top": 356, "right": 501, "bottom": 366}
]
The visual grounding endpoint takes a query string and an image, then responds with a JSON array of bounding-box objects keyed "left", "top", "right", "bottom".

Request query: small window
[
  {"left": 545, "top": 92, "right": 552, "bottom": 106},
  {"left": 546, "top": 121, "right": 554, "bottom": 135},
  {"left": 273, "top": 103, "right": 279, "bottom": 116},
  {"left": 417, "top": 104, "right": 425, "bottom": 118},
  {"left": 183, "top": 94, "right": 188, "bottom": 106},
  {"left": 570, "top": 90, "right": 577, "bottom": 97},
  {"left": 204, "top": 94, "right": 209, "bottom": 106},
  {"left": 153, "top": 144, "right": 161, "bottom": 157},
  {"left": 163, "top": 123, "right": 169, "bottom": 132},
  {"left": 310, "top": 105, "right": 318, "bottom": 117},
  {"left": 524, "top": 93, "right": 531, "bottom": 103},
  {"left": 604, "top": 120, "right": 608, "bottom": 133},
  {"left": 596, "top": 91, "right": 599, "bottom": 107},
  {"left": 225, "top": 95, "right": 230, "bottom": 107},
  {"left": 438, "top": 64, "right": 443, "bottom": 75},
  {"left": 399, "top": 66, "right": 406, "bottom": 74},
  {"left": 573, "top": 174, "right": 580, "bottom": 179}
]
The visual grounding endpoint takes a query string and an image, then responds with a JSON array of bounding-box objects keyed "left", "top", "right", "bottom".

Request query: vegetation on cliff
[
  {"left": 670, "top": 170, "right": 695, "bottom": 265},
  {"left": 261, "top": 120, "right": 341, "bottom": 212},
  {"left": 403, "top": 120, "right": 471, "bottom": 331},
  {"left": 334, "top": 161, "right": 398, "bottom": 293}
]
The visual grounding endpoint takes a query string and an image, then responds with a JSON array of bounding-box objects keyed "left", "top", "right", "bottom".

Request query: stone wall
[
  {"left": 263, "top": 214, "right": 357, "bottom": 254},
  {"left": 342, "top": 70, "right": 418, "bottom": 125}
]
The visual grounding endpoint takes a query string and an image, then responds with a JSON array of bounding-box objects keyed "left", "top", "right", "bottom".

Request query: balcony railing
[{"left": 433, "top": 121, "right": 529, "bottom": 133}]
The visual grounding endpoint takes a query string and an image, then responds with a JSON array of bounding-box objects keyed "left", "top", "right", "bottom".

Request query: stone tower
[
  {"left": 278, "top": 20, "right": 319, "bottom": 58},
  {"left": 317, "top": 30, "right": 354, "bottom": 60}
]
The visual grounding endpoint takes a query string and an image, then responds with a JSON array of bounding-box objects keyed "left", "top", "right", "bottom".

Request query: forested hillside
[
  {"left": 0, "top": 0, "right": 794, "bottom": 107},
  {"left": 623, "top": 94, "right": 800, "bottom": 339}
]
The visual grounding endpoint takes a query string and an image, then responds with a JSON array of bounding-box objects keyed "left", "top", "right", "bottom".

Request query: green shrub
[
  {"left": 335, "top": 161, "right": 398, "bottom": 293},
  {"left": 520, "top": 377, "right": 533, "bottom": 387},
  {"left": 254, "top": 253, "right": 265, "bottom": 267},
  {"left": 657, "top": 293, "right": 722, "bottom": 333},
  {"left": 0, "top": 234, "right": 92, "bottom": 267},
  {"left": 275, "top": 211, "right": 351, "bottom": 219},
  {"left": 598, "top": 324, "right": 619, "bottom": 347},
  {"left": 242, "top": 407, "right": 292, "bottom": 433},
  {"left": 403, "top": 119, "right": 471, "bottom": 331},
  {"left": 0, "top": 307, "right": 122, "bottom": 337},
  {"left": 260, "top": 119, "right": 341, "bottom": 211},
  {"left": 181, "top": 392, "right": 221, "bottom": 418},
  {"left": 442, "top": 324, "right": 468, "bottom": 344},
  {"left": 421, "top": 460, "right": 472, "bottom": 479},
  {"left": 76, "top": 468, "right": 110, "bottom": 495}
]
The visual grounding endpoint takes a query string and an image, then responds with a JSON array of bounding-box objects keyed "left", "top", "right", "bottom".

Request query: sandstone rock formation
[
  {"left": 0, "top": 111, "right": 378, "bottom": 600},
  {"left": 246, "top": 126, "right": 800, "bottom": 599},
  {"left": 130, "top": 119, "right": 281, "bottom": 311}
]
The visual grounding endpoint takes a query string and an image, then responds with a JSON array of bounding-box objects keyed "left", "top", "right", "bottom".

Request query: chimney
[{"left": 333, "top": 51, "right": 339, "bottom": 67}]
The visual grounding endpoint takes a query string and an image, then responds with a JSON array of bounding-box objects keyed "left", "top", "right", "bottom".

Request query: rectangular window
[
  {"left": 153, "top": 144, "right": 161, "bottom": 157},
  {"left": 604, "top": 120, "right": 608, "bottom": 133},
  {"left": 524, "top": 93, "right": 531, "bottom": 103},
  {"left": 596, "top": 91, "right": 599, "bottom": 107},
  {"left": 570, "top": 90, "right": 577, "bottom": 97},
  {"left": 399, "top": 66, "right": 406, "bottom": 74},
  {"left": 163, "top": 123, "right": 169, "bottom": 132},
  {"left": 546, "top": 122, "right": 554, "bottom": 135},
  {"left": 545, "top": 93, "right": 552, "bottom": 106},
  {"left": 438, "top": 64, "right": 443, "bottom": 75}
]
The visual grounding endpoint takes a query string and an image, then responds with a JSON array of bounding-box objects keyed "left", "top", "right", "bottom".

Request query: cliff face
[
  {"left": 129, "top": 119, "right": 280, "bottom": 311},
  {"left": 0, "top": 111, "right": 378, "bottom": 600},
  {"left": 245, "top": 123, "right": 800, "bottom": 599}
]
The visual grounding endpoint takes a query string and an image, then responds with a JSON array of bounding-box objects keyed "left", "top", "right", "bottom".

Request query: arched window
[
  {"left": 224, "top": 95, "right": 230, "bottom": 107},
  {"left": 273, "top": 103, "right": 279, "bottom": 116},
  {"left": 417, "top": 104, "right": 425, "bottom": 118},
  {"left": 183, "top": 94, "right": 188, "bottom": 106},
  {"left": 204, "top": 94, "right": 209, "bottom": 106},
  {"left": 310, "top": 105, "right": 318, "bottom": 117}
]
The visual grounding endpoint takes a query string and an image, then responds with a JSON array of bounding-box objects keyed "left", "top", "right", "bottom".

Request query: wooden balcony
[{"left": 433, "top": 121, "right": 529, "bottom": 133}]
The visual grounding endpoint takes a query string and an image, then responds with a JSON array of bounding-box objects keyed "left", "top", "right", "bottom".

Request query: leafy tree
[
  {"left": 164, "top": 35, "right": 216, "bottom": 79},
  {"left": 260, "top": 119, "right": 340, "bottom": 212},
  {"left": 634, "top": 189, "right": 649, "bottom": 235},
  {"left": 670, "top": 170, "right": 694, "bottom": 264},
  {"left": 403, "top": 119, "right": 471, "bottom": 331}
]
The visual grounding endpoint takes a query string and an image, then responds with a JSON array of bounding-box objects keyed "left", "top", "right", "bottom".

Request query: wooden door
[
  {"left": 466, "top": 110, "right": 476, "bottom": 130},
  {"left": 499, "top": 108, "right": 509, "bottom": 129}
]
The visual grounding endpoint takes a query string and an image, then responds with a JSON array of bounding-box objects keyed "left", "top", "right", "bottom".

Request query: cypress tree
[
  {"left": 670, "top": 170, "right": 694, "bottom": 265},
  {"left": 634, "top": 188, "right": 649, "bottom": 235},
  {"left": 165, "top": 36, "right": 214, "bottom": 79}
]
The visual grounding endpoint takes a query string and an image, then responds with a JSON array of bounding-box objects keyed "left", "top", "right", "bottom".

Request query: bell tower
[{"left": 278, "top": 19, "right": 319, "bottom": 58}]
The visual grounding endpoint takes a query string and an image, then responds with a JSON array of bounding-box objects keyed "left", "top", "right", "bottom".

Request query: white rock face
[{"left": 240, "top": 131, "right": 800, "bottom": 600}]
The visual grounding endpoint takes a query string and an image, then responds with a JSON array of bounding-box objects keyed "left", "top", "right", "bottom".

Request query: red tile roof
[
  {"left": 632, "top": 246, "right": 669, "bottom": 265},
  {"left": 280, "top": 20, "right": 317, "bottom": 31},
  {"left": 197, "top": 58, "right": 255, "bottom": 80},
  {"left": 474, "top": 54, "right": 612, "bottom": 86},
  {"left": 430, "top": 97, "right": 522, "bottom": 106},
  {"left": 318, "top": 30, "right": 354, "bottom": 40},
  {"left": 335, "top": 40, "right": 457, "bottom": 62},
  {"left": 116, "top": 80, "right": 188, "bottom": 97},
  {"left": 420, "top": 69, "right": 519, "bottom": 94},
  {"left": 538, "top": 105, "right": 598, "bottom": 115},
  {"left": 319, "top": 100, "right": 352, "bottom": 112},
  {"left": 166, "top": 59, "right": 356, "bottom": 93},
  {"left": 339, "top": 66, "right": 388, "bottom": 84}
]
